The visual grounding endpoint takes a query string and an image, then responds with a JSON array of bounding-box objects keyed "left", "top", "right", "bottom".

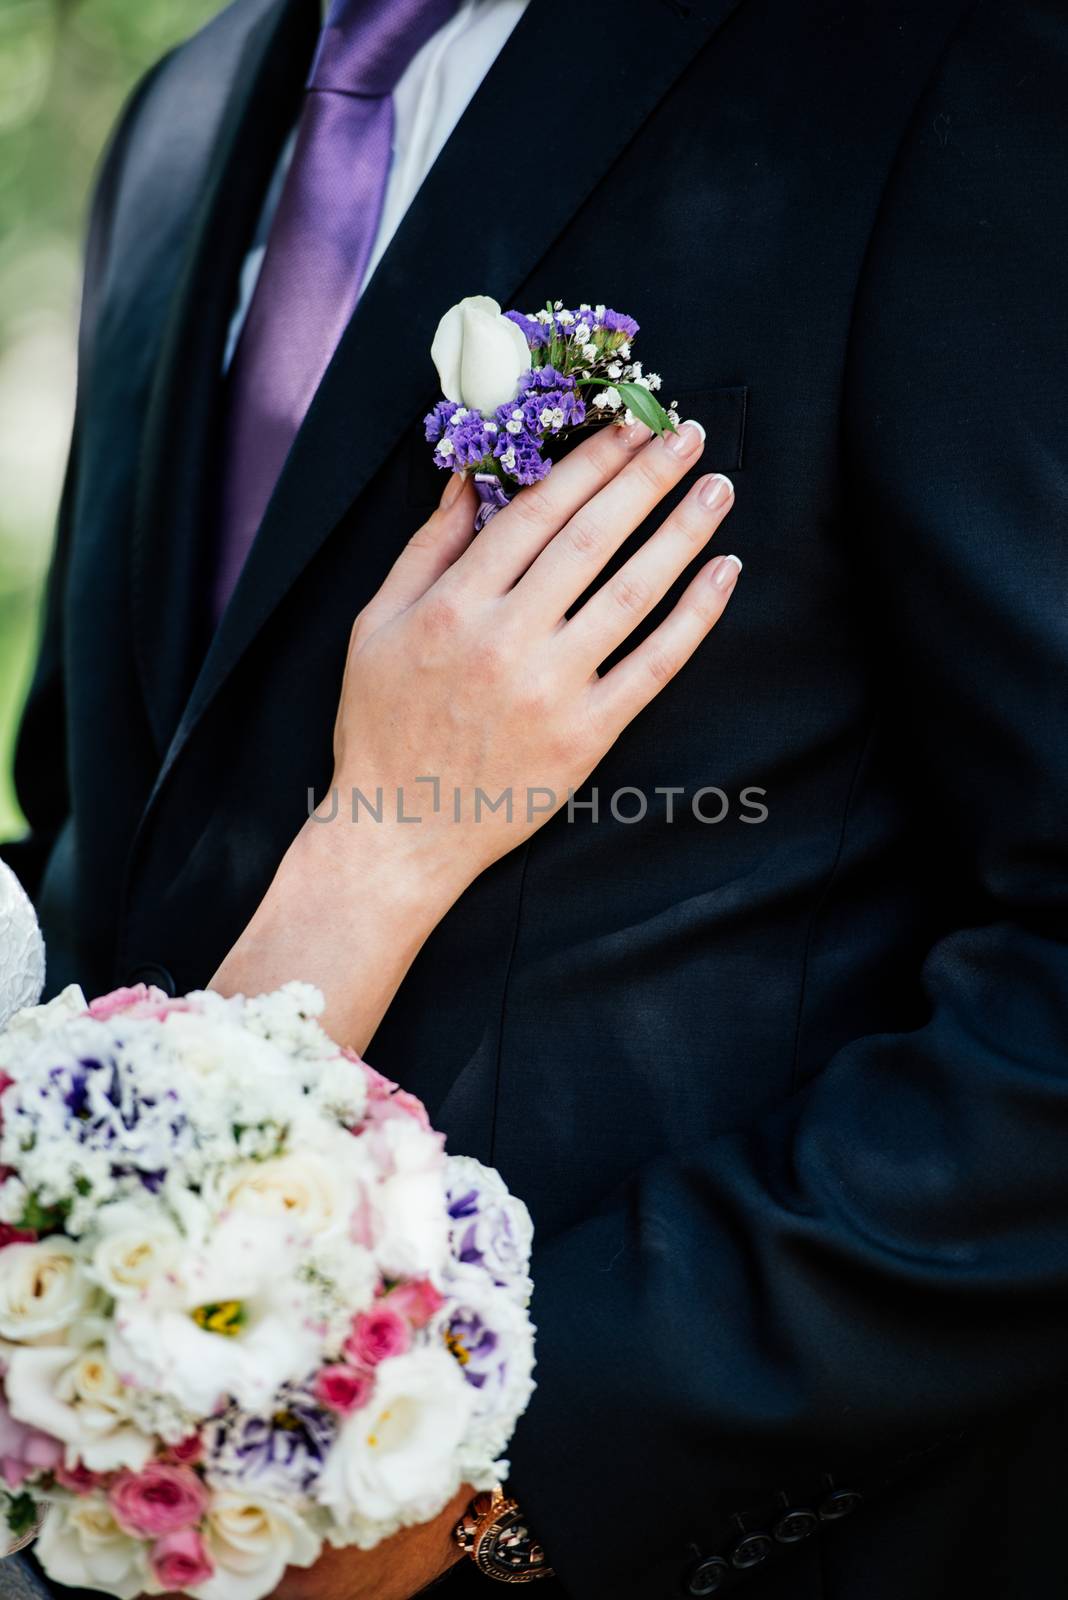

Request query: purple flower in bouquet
[
  {"left": 425, "top": 295, "right": 678, "bottom": 528},
  {"left": 0, "top": 1027, "right": 194, "bottom": 1230},
  {"left": 444, "top": 1303, "right": 501, "bottom": 1392},
  {"left": 437, "top": 1265, "right": 536, "bottom": 1440},
  {"left": 446, "top": 1154, "right": 533, "bottom": 1301},
  {"left": 205, "top": 1384, "right": 338, "bottom": 1497}
]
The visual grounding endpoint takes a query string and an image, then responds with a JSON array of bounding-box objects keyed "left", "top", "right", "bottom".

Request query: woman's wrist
[
  {"left": 290, "top": 804, "right": 471, "bottom": 928},
  {"left": 212, "top": 809, "right": 469, "bottom": 1051}
]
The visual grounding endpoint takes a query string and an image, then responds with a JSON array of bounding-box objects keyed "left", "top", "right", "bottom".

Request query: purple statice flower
[
  {"left": 599, "top": 307, "right": 640, "bottom": 339},
  {"left": 504, "top": 309, "right": 548, "bottom": 349},
  {"left": 492, "top": 430, "right": 551, "bottom": 485},
  {"left": 518, "top": 366, "right": 587, "bottom": 432},
  {"left": 424, "top": 398, "right": 459, "bottom": 443},
  {"left": 205, "top": 1384, "right": 338, "bottom": 1498},
  {"left": 441, "top": 408, "right": 498, "bottom": 472},
  {"left": 491, "top": 367, "right": 586, "bottom": 487},
  {"left": 426, "top": 404, "right": 499, "bottom": 474}
]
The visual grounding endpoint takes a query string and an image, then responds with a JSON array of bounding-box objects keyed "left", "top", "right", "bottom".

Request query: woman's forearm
[
  {"left": 210, "top": 816, "right": 463, "bottom": 1053},
  {"left": 212, "top": 417, "right": 737, "bottom": 1051}
]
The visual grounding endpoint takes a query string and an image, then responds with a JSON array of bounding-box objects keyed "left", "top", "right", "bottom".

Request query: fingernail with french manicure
[
  {"left": 621, "top": 419, "right": 652, "bottom": 448},
  {"left": 709, "top": 553, "right": 743, "bottom": 591},
  {"left": 697, "top": 473, "right": 734, "bottom": 511},
  {"left": 665, "top": 419, "right": 705, "bottom": 457}
]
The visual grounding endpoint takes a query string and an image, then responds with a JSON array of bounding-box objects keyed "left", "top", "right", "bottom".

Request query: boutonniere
[{"left": 425, "top": 295, "right": 679, "bottom": 528}]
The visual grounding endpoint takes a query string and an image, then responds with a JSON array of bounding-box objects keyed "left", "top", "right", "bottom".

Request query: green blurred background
[{"left": 0, "top": 0, "right": 221, "bottom": 840}]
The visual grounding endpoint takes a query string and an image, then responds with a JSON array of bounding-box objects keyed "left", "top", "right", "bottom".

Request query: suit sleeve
[
  {"left": 505, "top": 4, "right": 1068, "bottom": 1593},
  {"left": 1, "top": 60, "right": 168, "bottom": 899}
]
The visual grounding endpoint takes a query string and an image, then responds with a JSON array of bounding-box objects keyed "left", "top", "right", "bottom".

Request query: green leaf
[
  {"left": 16, "top": 1193, "right": 65, "bottom": 1234},
  {"left": 612, "top": 383, "right": 677, "bottom": 436},
  {"left": 7, "top": 1492, "right": 38, "bottom": 1537}
]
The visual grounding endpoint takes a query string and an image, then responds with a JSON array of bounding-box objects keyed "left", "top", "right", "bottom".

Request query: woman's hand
[
  {"left": 212, "top": 419, "right": 738, "bottom": 1049},
  {"left": 328, "top": 417, "right": 737, "bottom": 900}
]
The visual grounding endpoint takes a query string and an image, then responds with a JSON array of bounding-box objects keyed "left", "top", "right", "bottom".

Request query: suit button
[
  {"left": 124, "top": 963, "right": 177, "bottom": 997},
  {"left": 774, "top": 1508, "right": 818, "bottom": 1543},
  {"left": 731, "top": 1533, "right": 773, "bottom": 1569},
  {"left": 818, "top": 1489, "right": 863, "bottom": 1521},
  {"left": 686, "top": 1555, "right": 729, "bottom": 1594}
]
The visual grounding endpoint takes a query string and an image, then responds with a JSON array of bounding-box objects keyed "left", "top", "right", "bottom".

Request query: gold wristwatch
[{"left": 454, "top": 1487, "right": 554, "bottom": 1582}]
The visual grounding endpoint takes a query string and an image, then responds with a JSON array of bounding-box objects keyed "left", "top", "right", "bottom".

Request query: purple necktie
[{"left": 212, "top": 0, "right": 458, "bottom": 620}]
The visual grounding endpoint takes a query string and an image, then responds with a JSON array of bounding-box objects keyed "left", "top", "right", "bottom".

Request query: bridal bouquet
[
  {"left": 0, "top": 980, "right": 534, "bottom": 1599},
  {"left": 426, "top": 294, "right": 680, "bottom": 527}
]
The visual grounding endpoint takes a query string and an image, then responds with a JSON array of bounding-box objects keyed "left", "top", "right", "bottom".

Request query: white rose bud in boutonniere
[{"left": 431, "top": 294, "right": 531, "bottom": 415}]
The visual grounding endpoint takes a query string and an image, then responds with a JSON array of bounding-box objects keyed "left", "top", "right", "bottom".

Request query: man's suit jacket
[{"left": 5, "top": 1, "right": 1068, "bottom": 1596}]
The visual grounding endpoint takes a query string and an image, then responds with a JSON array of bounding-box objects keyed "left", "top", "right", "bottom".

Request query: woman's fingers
[
  {"left": 514, "top": 420, "right": 708, "bottom": 623},
  {"left": 565, "top": 471, "right": 734, "bottom": 668},
  {"left": 592, "top": 551, "right": 742, "bottom": 735},
  {"left": 449, "top": 417, "right": 653, "bottom": 594},
  {"left": 357, "top": 475, "right": 478, "bottom": 633}
]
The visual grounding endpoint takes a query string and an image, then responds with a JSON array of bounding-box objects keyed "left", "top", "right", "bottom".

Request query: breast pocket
[
  {"left": 406, "top": 384, "right": 748, "bottom": 512},
  {"left": 671, "top": 385, "right": 748, "bottom": 471}
]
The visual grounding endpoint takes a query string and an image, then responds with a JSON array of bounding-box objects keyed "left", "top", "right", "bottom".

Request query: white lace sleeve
[{"left": 0, "top": 862, "right": 46, "bottom": 1030}]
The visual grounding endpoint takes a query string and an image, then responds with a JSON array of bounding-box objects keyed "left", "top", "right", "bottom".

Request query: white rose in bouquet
[
  {"left": 430, "top": 294, "right": 531, "bottom": 415},
  {"left": 0, "top": 1238, "right": 95, "bottom": 1342},
  {"left": 35, "top": 1494, "right": 148, "bottom": 1599},
  {"left": 205, "top": 1144, "right": 355, "bottom": 1238},
  {"left": 87, "top": 1196, "right": 186, "bottom": 1301},
  {"left": 197, "top": 1491, "right": 321, "bottom": 1600},
  {"left": 5, "top": 1341, "right": 153, "bottom": 1474}
]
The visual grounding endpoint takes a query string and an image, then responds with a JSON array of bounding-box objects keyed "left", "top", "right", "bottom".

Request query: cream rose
[
  {"left": 317, "top": 1347, "right": 474, "bottom": 1532},
  {"left": 430, "top": 294, "right": 531, "bottom": 415},
  {"left": 0, "top": 1237, "right": 94, "bottom": 1342},
  {"left": 206, "top": 1146, "right": 351, "bottom": 1238},
  {"left": 87, "top": 1197, "right": 185, "bottom": 1301},
  {"left": 35, "top": 1495, "right": 148, "bottom": 1600},
  {"left": 192, "top": 1491, "right": 321, "bottom": 1600},
  {"left": 5, "top": 1342, "right": 153, "bottom": 1473}
]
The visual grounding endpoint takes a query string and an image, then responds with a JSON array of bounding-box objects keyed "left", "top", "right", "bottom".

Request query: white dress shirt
[{"left": 223, "top": 0, "right": 529, "bottom": 371}]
